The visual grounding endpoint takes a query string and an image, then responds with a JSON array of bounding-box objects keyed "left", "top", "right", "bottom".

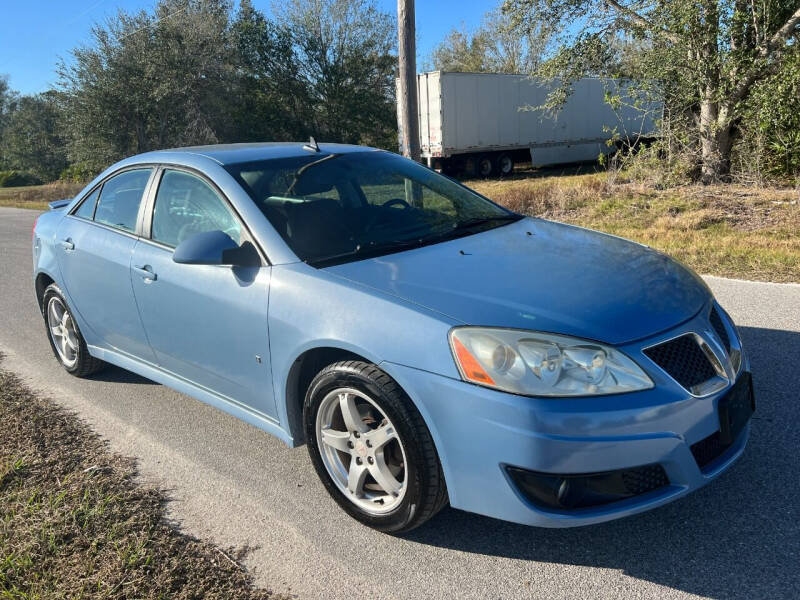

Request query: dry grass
[
  {"left": 0, "top": 358, "right": 290, "bottom": 599},
  {"left": 0, "top": 182, "right": 84, "bottom": 211},
  {"left": 467, "top": 172, "right": 800, "bottom": 283}
]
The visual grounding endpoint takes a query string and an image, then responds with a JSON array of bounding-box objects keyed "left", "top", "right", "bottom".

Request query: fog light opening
[{"left": 506, "top": 464, "right": 669, "bottom": 511}]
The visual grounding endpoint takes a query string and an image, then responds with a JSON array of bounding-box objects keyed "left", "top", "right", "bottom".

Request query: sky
[{"left": 0, "top": 0, "right": 489, "bottom": 95}]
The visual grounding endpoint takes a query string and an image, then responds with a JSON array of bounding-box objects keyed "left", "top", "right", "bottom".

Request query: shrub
[
  {"left": 610, "top": 142, "right": 696, "bottom": 189},
  {"left": 0, "top": 170, "right": 42, "bottom": 187},
  {"left": 59, "top": 163, "right": 96, "bottom": 184}
]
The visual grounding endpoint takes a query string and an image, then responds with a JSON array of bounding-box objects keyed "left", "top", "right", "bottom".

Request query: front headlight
[{"left": 449, "top": 327, "right": 653, "bottom": 397}]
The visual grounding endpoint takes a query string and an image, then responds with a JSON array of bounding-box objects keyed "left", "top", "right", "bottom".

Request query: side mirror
[{"left": 173, "top": 230, "right": 246, "bottom": 266}]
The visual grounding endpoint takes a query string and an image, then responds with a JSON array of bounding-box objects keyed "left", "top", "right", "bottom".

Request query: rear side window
[
  {"left": 150, "top": 170, "right": 241, "bottom": 248},
  {"left": 73, "top": 187, "right": 100, "bottom": 220},
  {"left": 94, "top": 169, "right": 152, "bottom": 233}
]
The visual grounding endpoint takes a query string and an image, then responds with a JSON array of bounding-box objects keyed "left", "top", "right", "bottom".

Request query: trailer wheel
[
  {"left": 477, "top": 155, "right": 494, "bottom": 178},
  {"left": 497, "top": 154, "right": 514, "bottom": 176}
]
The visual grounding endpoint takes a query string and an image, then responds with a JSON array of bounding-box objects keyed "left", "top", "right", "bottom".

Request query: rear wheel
[
  {"left": 497, "top": 153, "right": 514, "bottom": 176},
  {"left": 476, "top": 154, "right": 494, "bottom": 178},
  {"left": 42, "top": 284, "right": 105, "bottom": 377},
  {"left": 304, "top": 361, "right": 447, "bottom": 533}
]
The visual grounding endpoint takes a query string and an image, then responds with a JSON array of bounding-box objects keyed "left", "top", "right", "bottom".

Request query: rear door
[
  {"left": 55, "top": 168, "right": 156, "bottom": 362},
  {"left": 129, "top": 167, "right": 277, "bottom": 418}
]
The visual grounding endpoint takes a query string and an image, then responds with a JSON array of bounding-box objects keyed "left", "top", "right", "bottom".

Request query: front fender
[{"left": 268, "top": 262, "right": 460, "bottom": 444}]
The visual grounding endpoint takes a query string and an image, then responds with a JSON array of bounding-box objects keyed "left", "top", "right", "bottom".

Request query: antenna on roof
[{"left": 303, "top": 136, "right": 321, "bottom": 152}]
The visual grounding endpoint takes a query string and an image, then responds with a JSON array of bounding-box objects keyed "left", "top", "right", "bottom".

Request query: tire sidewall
[
  {"left": 42, "top": 284, "right": 85, "bottom": 375},
  {"left": 304, "top": 366, "right": 426, "bottom": 532},
  {"left": 477, "top": 156, "right": 493, "bottom": 178},
  {"left": 498, "top": 154, "right": 513, "bottom": 176}
]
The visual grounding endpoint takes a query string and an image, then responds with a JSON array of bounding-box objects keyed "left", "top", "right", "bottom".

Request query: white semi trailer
[{"left": 401, "top": 71, "right": 659, "bottom": 176}]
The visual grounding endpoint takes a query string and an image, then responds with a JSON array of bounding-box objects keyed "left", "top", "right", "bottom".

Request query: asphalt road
[{"left": 1, "top": 206, "right": 798, "bottom": 599}]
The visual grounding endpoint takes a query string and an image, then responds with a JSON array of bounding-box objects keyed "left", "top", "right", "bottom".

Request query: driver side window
[{"left": 151, "top": 170, "right": 241, "bottom": 248}]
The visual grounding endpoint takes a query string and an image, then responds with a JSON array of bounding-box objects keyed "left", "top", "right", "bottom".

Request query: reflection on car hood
[{"left": 326, "top": 218, "right": 710, "bottom": 345}]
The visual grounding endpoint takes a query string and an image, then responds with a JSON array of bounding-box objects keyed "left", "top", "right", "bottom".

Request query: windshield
[{"left": 226, "top": 151, "right": 522, "bottom": 266}]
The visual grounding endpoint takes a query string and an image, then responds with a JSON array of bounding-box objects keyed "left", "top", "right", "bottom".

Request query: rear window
[
  {"left": 73, "top": 187, "right": 100, "bottom": 220},
  {"left": 94, "top": 169, "right": 152, "bottom": 233}
]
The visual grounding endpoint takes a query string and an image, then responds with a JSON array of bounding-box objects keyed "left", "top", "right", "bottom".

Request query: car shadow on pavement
[
  {"left": 87, "top": 364, "right": 157, "bottom": 385},
  {"left": 404, "top": 326, "right": 799, "bottom": 599}
]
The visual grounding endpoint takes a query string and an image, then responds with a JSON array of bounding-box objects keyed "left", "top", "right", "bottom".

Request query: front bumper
[{"left": 381, "top": 308, "right": 751, "bottom": 528}]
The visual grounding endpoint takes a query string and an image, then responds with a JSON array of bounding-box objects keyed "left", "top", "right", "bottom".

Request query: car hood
[{"left": 326, "top": 218, "right": 710, "bottom": 345}]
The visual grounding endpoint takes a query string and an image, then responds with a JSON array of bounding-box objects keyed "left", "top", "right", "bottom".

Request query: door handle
[
  {"left": 60, "top": 238, "right": 74, "bottom": 251},
  {"left": 133, "top": 264, "right": 157, "bottom": 282}
]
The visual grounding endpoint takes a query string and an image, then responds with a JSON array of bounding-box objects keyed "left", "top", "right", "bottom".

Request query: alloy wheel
[
  {"left": 315, "top": 387, "right": 408, "bottom": 514},
  {"left": 47, "top": 297, "right": 79, "bottom": 368}
]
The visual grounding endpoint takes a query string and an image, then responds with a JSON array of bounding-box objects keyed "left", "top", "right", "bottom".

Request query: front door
[
  {"left": 129, "top": 168, "right": 276, "bottom": 418},
  {"left": 55, "top": 168, "right": 156, "bottom": 362}
]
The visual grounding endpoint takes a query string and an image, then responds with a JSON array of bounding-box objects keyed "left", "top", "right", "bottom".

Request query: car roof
[{"left": 138, "top": 142, "right": 380, "bottom": 166}]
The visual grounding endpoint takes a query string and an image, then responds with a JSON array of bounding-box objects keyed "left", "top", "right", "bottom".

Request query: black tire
[
  {"left": 476, "top": 154, "right": 494, "bottom": 178},
  {"left": 304, "top": 360, "right": 448, "bottom": 533},
  {"left": 496, "top": 153, "right": 514, "bottom": 176},
  {"left": 41, "top": 283, "right": 106, "bottom": 377}
]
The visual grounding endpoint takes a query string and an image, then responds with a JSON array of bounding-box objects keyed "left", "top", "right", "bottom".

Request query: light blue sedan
[{"left": 32, "top": 142, "right": 754, "bottom": 533}]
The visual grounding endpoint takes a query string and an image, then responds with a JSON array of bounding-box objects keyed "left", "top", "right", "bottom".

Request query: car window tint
[
  {"left": 73, "top": 187, "right": 100, "bottom": 220},
  {"left": 151, "top": 170, "right": 242, "bottom": 248},
  {"left": 303, "top": 186, "right": 341, "bottom": 203},
  {"left": 420, "top": 186, "right": 458, "bottom": 217},
  {"left": 94, "top": 169, "right": 152, "bottom": 233},
  {"left": 239, "top": 165, "right": 344, "bottom": 206},
  {"left": 227, "top": 152, "right": 517, "bottom": 265}
]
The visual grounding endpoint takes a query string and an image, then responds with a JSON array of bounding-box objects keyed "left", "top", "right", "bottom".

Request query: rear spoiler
[{"left": 48, "top": 198, "right": 72, "bottom": 210}]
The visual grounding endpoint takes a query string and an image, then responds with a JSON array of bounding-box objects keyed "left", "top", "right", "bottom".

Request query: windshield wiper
[
  {"left": 285, "top": 153, "right": 340, "bottom": 196},
  {"left": 307, "top": 237, "right": 427, "bottom": 267},
  {"left": 404, "top": 214, "right": 520, "bottom": 248},
  {"left": 452, "top": 214, "right": 521, "bottom": 231},
  {"left": 307, "top": 215, "right": 521, "bottom": 267}
]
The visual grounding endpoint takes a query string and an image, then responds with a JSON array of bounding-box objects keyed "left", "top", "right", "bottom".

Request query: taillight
[{"left": 32, "top": 216, "right": 39, "bottom": 241}]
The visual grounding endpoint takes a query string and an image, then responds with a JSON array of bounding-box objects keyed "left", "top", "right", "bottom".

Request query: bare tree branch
[{"left": 603, "top": 0, "right": 681, "bottom": 45}]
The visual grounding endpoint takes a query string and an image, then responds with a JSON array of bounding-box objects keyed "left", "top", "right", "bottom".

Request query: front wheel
[{"left": 304, "top": 361, "right": 448, "bottom": 533}]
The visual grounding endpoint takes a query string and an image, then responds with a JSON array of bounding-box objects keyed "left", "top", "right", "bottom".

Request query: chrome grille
[
  {"left": 709, "top": 306, "right": 731, "bottom": 354},
  {"left": 643, "top": 334, "right": 717, "bottom": 391}
]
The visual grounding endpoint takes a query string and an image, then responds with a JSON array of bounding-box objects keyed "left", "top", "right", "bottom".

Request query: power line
[{"left": 64, "top": 0, "right": 108, "bottom": 27}]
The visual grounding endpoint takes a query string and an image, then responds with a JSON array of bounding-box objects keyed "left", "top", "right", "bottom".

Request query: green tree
[
  {"left": 58, "top": 0, "right": 241, "bottom": 171},
  {"left": 276, "top": 0, "right": 397, "bottom": 148},
  {"left": 741, "top": 48, "right": 800, "bottom": 178},
  {"left": 429, "top": 27, "right": 493, "bottom": 72},
  {"left": 0, "top": 91, "right": 68, "bottom": 181},
  {"left": 503, "top": 0, "right": 800, "bottom": 181},
  {"left": 0, "top": 76, "right": 17, "bottom": 165},
  {"left": 429, "top": 6, "right": 552, "bottom": 74},
  {"left": 55, "top": 0, "right": 396, "bottom": 170},
  {"left": 232, "top": 0, "right": 311, "bottom": 141}
]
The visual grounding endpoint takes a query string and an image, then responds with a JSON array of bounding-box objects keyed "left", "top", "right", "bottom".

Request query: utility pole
[{"left": 397, "top": 0, "right": 420, "bottom": 163}]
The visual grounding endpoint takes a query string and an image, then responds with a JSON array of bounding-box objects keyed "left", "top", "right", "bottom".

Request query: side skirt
[{"left": 87, "top": 344, "right": 295, "bottom": 447}]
